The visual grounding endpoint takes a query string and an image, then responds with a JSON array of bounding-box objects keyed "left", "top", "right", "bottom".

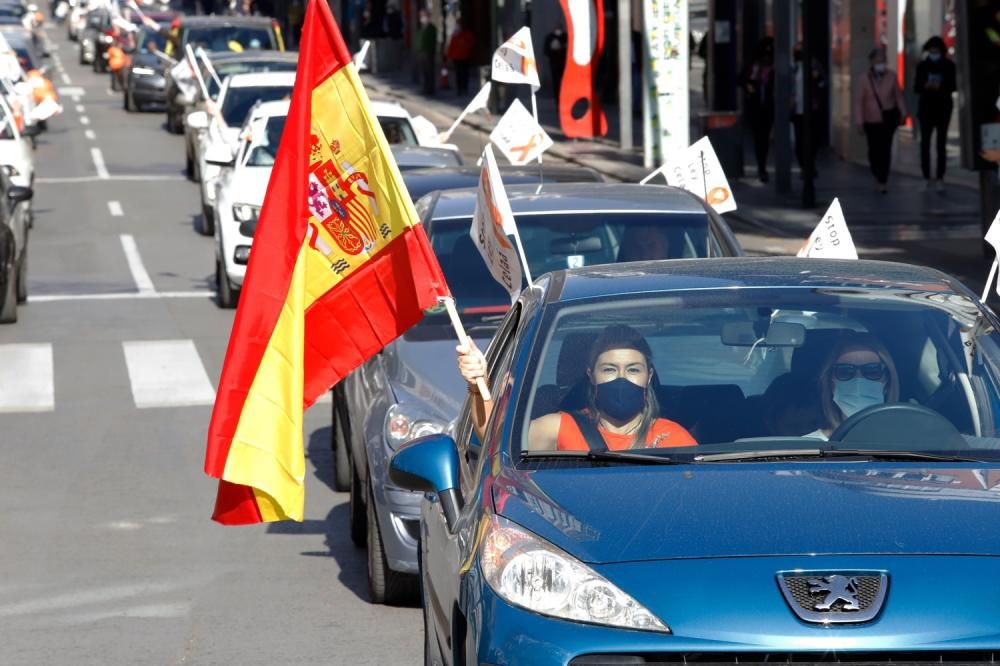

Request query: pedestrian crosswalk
[{"left": 0, "top": 340, "right": 333, "bottom": 413}]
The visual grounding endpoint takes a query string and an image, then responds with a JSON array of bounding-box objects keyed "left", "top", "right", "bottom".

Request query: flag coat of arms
[{"left": 204, "top": 0, "right": 448, "bottom": 525}]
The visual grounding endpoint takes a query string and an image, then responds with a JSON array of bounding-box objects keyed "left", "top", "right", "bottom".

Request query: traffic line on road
[
  {"left": 108, "top": 200, "right": 122, "bottom": 216},
  {"left": 119, "top": 234, "right": 155, "bottom": 294},
  {"left": 84, "top": 129, "right": 95, "bottom": 140},
  {"left": 58, "top": 86, "right": 84, "bottom": 97},
  {"left": 122, "top": 340, "right": 216, "bottom": 408},
  {"left": 80, "top": 116, "right": 89, "bottom": 126},
  {"left": 74, "top": 104, "right": 84, "bottom": 113},
  {"left": 0, "top": 344, "right": 54, "bottom": 413},
  {"left": 28, "top": 290, "right": 213, "bottom": 303},
  {"left": 59, "top": 72, "right": 70, "bottom": 85},
  {"left": 90, "top": 147, "right": 108, "bottom": 179}
]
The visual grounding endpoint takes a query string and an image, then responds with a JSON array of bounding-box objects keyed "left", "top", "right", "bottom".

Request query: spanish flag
[{"left": 204, "top": 0, "right": 448, "bottom": 525}]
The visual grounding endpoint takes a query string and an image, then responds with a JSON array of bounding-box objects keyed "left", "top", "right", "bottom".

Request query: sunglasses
[{"left": 833, "top": 362, "right": 887, "bottom": 382}]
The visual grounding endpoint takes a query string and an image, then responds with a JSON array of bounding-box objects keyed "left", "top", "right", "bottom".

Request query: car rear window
[
  {"left": 184, "top": 25, "right": 277, "bottom": 52},
  {"left": 220, "top": 85, "right": 292, "bottom": 126},
  {"left": 208, "top": 59, "right": 297, "bottom": 97}
]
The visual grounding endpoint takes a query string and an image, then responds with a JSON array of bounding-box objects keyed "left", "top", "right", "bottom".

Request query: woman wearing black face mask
[
  {"left": 457, "top": 324, "right": 697, "bottom": 452},
  {"left": 914, "top": 36, "right": 956, "bottom": 192}
]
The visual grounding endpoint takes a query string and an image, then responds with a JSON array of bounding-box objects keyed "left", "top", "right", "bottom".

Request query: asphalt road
[{"left": 0, "top": 25, "right": 422, "bottom": 665}]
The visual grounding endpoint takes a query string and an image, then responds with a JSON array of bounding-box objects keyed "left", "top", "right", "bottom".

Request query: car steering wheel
[{"left": 829, "top": 402, "right": 968, "bottom": 449}]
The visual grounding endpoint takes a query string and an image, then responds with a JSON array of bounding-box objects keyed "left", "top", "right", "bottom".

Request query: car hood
[
  {"left": 228, "top": 166, "right": 273, "bottom": 207},
  {"left": 493, "top": 464, "right": 1000, "bottom": 564}
]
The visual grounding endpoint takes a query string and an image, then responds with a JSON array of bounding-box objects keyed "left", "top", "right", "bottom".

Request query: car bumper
[
  {"left": 129, "top": 75, "right": 166, "bottom": 102},
  {"left": 372, "top": 482, "right": 421, "bottom": 574}
]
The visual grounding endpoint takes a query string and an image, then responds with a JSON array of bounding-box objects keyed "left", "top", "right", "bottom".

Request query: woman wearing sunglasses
[{"left": 805, "top": 332, "right": 900, "bottom": 440}]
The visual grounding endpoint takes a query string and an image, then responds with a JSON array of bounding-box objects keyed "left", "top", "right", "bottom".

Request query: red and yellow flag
[{"left": 204, "top": 0, "right": 448, "bottom": 525}]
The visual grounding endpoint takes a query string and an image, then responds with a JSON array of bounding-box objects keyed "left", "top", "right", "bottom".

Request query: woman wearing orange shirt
[{"left": 457, "top": 324, "right": 696, "bottom": 451}]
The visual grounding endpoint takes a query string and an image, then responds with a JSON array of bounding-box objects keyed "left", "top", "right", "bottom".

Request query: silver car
[{"left": 331, "top": 182, "right": 744, "bottom": 604}]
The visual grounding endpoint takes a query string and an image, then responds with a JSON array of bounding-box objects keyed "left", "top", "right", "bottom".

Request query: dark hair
[
  {"left": 818, "top": 331, "right": 899, "bottom": 430},
  {"left": 585, "top": 325, "right": 660, "bottom": 444},
  {"left": 868, "top": 46, "right": 886, "bottom": 62},
  {"left": 923, "top": 36, "right": 946, "bottom": 53}
]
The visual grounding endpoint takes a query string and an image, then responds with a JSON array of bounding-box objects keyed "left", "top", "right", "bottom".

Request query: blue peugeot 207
[{"left": 391, "top": 257, "right": 1000, "bottom": 664}]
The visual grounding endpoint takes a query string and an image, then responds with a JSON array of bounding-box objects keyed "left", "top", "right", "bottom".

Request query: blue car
[{"left": 391, "top": 257, "right": 1000, "bottom": 664}]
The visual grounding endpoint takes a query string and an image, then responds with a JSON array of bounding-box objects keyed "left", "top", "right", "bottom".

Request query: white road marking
[
  {"left": 84, "top": 129, "right": 95, "bottom": 140},
  {"left": 108, "top": 200, "right": 123, "bottom": 216},
  {"left": 57, "top": 86, "right": 84, "bottom": 96},
  {"left": 122, "top": 340, "right": 216, "bottom": 408},
  {"left": 80, "top": 116, "right": 89, "bottom": 125},
  {"left": 71, "top": 94, "right": 80, "bottom": 103},
  {"left": 37, "top": 174, "right": 185, "bottom": 184},
  {"left": 90, "top": 147, "right": 108, "bottom": 179},
  {"left": 0, "top": 344, "right": 55, "bottom": 413},
  {"left": 119, "top": 234, "right": 155, "bottom": 294},
  {"left": 28, "top": 290, "right": 213, "bottom": 303},
  {"left": 74, "top": 104, "right": 84, "bottom": 113},
  {"left": 59, "top": 72, "right": 70, "bottom": 85}
]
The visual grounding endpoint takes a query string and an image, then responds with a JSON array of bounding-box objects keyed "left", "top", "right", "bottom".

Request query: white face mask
[
  {"left": 833, "top": 377, "right": 885, "bottom": 419},
  {"left": 873, "top": 63, "right": 887, "bottom": 74}
]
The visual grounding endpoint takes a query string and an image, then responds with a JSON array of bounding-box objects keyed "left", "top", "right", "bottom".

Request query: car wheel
[
  {"left": 349, "top": 459, "right": 366, "bottom": 547},
  {"left": 167, "top": 108, "right": 182, "bottom": 134},
  {"left": 332, "top": 397, "right": 351, "bottom": 492},
  {"left": 199, "top": 203, "right": 215, "bottom": 236},
  {"left": 0, "top": 261, "right": 17, "bottom": 324},
  {"left": 215, "top": 259, "right": 237, "bottom": 309},
  {"left": 366, "top": 483, "right": 419, "bottom": 605},
  {"left": 16, "top": 251, "right": 26, "bottom": 304},
  {"left": 123, "top": 89, "right": 131, "bottom": 111},
  {"left": 185, "top": 151, "right": 195, "bottom": 181}
]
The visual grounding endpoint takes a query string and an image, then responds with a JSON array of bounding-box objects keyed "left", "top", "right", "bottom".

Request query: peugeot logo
[{"left": 777, "top": 571, "right": 888, "bottom": 624}]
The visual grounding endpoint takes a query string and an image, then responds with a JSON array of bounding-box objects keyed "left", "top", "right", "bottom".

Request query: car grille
[
  {"left": 569, "top": 653, "right": 1000, "bottom": 665},
  {"left": 783, "top": 575, "right": 882, "bottom": 615}
]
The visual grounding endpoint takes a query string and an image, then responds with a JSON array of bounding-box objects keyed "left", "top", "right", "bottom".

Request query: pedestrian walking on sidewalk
[
  {"left": 743, "top": 38, "right": 775, "bottom": 183},
  {"left": 854, "top": 47, "right": 907, "bottom": 193},
  {"left": 417, "top": 9, "right": 437, "bottom": 95},
  {"left": 914, "top": 36, "right": 956, "bottom": 193},
  {"left": 446, "top": 20, "right": 475, "bottom": 96}
]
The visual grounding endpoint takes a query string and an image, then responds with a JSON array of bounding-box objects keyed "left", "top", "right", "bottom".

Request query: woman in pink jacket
[{"left": 854, "top": 48, "right": 907, "bottom": 193}]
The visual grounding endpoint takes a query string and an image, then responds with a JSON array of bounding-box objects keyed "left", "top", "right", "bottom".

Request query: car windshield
[
  {"left": 220, "top": 85, "right": 291, "bottom": 126},
  {"left": 518, "top": 287, "right": 1000, "bottom": 460},
  {"left": 185, "top": 26, "right": 276, "bottom": 53},
  {"left": 208, "top": 59, "right": 296, "bottom": 97},
  {"left": 429, "top": 212, "right": 716, "bottom": 309},
  {"left": 379, "top": 117, "right": 417, "bottom": 145},
  {"left": 242, "top": 114, "right": 284, "bottom": 167},
  {"left": 0, "top": 5, "right": 24, "bottom": 17},
  {"left": 138, "top": 27, "right": 168, "bottom": 54}
]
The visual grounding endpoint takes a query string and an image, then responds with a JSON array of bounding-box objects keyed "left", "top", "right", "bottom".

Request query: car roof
[
  {"left": 208, "top": 51, "right": 298, "bottom": 64},
  {"left": 225, "top": 71, "right": 295, "bottom": 87},
  {"left": 429, "top": 182, "right": 708, "bottom": 219},
  {"left": 371, "top": 100, "right": 408, "bottom": 118},
  {"left": 391, "top": 145, "right": 463, "bottom": 169},
  {"left": 247, "top": 99, "right": 290, "bottom": 120},
  {"left": 180, "top": 16, "right": 275, "bottom": 27},
  {"left": 543, "top": 257, "right": 970, "bottom": 304}
]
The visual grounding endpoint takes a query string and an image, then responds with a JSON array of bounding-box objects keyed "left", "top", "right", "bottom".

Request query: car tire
[
  {"left": 331, "top": 397, "right": 351, "bottom": 492},
  {"left": 366, "top": 484, "right": 419, "bottom": 605},
  {"left": 167, "top": 108, "right": 182, "bottom": 134},
  {"left": 199, "top": 203, "right": 215, "bottom": 236},
  {"left": 123, "top": 89, "right": 131, "bottom": 111},
  {"left": 16, "top": 251, "right": 26, "bottom": 304},
  {"left": 0, "top": 261, "right": 17, "bottom": 324},
  {"left": 185, "top": 151, "right": 195, "bottom": 181},
  {"left": 349, "top": 459, "right": 367, "bottom": 547},
  {"left": 215, "top": 259, "right": 237, "bottom": 309}
]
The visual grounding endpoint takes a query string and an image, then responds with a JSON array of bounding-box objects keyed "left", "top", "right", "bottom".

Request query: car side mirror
[
  {"left": 20, "top": 123, "right": 41, "bottom": 137},
  {"left": 186, "top": 110, "right": 209, "bottom": 130},
  {"left": 389, "top": 433, "right": 463, "bottom": 530},
  {"left": 204, "top": 142, "right": 234, "bottom": 167},
  {"left": 7, "top": 186, "right": 33, "bottom": 203}
]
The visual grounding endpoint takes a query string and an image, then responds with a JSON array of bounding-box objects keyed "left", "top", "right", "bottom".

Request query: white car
[
  {"left": 208, "top": 99, "right": 287, "bottom": 308},
  {"left": 0, "top": 92, "right": 36, "bottom": 192},
  {"left": 371, "top": 98, "right": 458, "bottom": 152},
  {"left": 185, "top": 70, "right": 294, "bottom": 236},
  {"left": 66, "top": 0, "right": 90, "bottom": 41}
]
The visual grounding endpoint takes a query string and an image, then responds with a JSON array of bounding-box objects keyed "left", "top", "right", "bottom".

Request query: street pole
[
  {"left": 773, "top": 0, "right": 792, "bottom": 194},
  {"left": 801, "top": 0, "right": 815, "bottom": 208},
  {"left": 618, "top": 0, "right": 632, "bottom": 151}
]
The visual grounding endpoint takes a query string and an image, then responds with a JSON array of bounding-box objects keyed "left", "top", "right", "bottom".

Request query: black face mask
[{"left": 594, "top": 377, "right": 646, "bottom": 422}]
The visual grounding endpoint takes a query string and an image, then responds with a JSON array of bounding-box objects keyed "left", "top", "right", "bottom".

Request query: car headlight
[
  {"left": 384, "top": 403, "right": 447, "bottom": 450},
  {"left": 232, "top": 203, "right": 260, "bottom": 224},
  {"left": 481, "top": 514, "right": 670, "bottom": 633},
  {"left": 131, "top": 66, "right": 155, "bottom": 76}
]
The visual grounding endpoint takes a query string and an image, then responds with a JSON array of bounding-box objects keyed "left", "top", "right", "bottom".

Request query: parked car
[
  {"left": 392, "top": 256, "right": 1000, "bottom": 664},
  {"left": 0, "top": 162, "right": 34, "bottom": 323},
  {"left": 186, "top": 70, "right": 294, "bottom": 235},
  {"left": 181, "top": 51, "right": 298, "bottom": 177},
  {"left": 209, "top": 98, "right": 287, "bottom": 307},
  {"left": 401, "top": 165, "right": 603, "bottom": 202},
  {"left": 162, "top": 15, "right": 284, "bottom": 134},
  {"left": 335, "top": 183, "right": 744, "bottom": 604}
]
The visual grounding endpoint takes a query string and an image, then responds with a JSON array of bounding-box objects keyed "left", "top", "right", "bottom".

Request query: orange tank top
[{"left": 556, "top": 412, "right": 697, "bottom": 451}]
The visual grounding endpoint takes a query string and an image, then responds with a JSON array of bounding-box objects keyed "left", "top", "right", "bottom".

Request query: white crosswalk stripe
[
  {"left": 122, "top": 339, "right": 217, "bottom": 409},
  {"left": 0, "top": 344, "right": 55, "bottom": 412}
]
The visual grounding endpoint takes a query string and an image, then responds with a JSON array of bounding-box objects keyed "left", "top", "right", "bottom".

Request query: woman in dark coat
[{"left": 914, "top": 36, "right": 957, "bottom": 192}]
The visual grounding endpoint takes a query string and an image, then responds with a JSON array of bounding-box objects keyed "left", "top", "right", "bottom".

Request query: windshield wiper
[
  {"left": 694, "top": 448, "right": 983, "bottom": 463},
  {"left": 523, "top": 450, "right": 679, "bottom": 465}
]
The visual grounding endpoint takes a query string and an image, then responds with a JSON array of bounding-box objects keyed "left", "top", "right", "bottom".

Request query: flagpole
[
  {"left": 699, "top": 150, "right": 708, "bottom": 200},
  {"left": 982, "top": 258, "right": 998, "bottom": 303},
  {"left": 439, "top": 297, "right": 492, "bottom": 401},
  {"left": 511, "top": 230, "right": 534, "bottom": 287}
]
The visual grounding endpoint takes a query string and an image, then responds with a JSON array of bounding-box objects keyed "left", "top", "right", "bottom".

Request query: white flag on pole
[
  {"left": 353, "top": 40, "right": 370, "bottom": 71},
  {"left": 489, "top": 99, "right": 552, "bottom": 166},
  {"left": 170, "top": 59, "right": 198, "bottom": 99},
  {"left": 796, "top": 198, "right": 858, "bottom": 259},
  {"left": 640, "top": 136, "right": 737, "bottom": 214},
  {"left": 983, "top": 208, "right": 1000, "bottom": 299},
  {"left": 471, "top": 145, "right": 524, "bottom": 303},
  {"left": 439, "top": 81, "right": 491, "bottom": 142},
  {"left": 491, "top": 27, "right": 540, "bottom": 91},
  {"left": 28, "top": 97, "right": 61, "bottom": 122}
]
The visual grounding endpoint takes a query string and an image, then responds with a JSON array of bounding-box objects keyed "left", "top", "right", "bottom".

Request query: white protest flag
[
  {"left": 796, "top": 198, "right": 858, "bottom": 259},
  {"left": 439, "top": 81, "right": 491, "bottom": 142},
  {"left": 640, "top": 136, "right": 737, "bottom": 214},
  {"left": 489, "top": 99, "right": 553, "bottom": 166},
  {"left": 170, "top": 58, "right": 198, "bottom": 100},
  {"left": 491, "top": 27, "right": 540, "bottom": 91},
  {"left": 28, "top": 96, "right": 61, "bottom": 122},
  {"left": 471, "top": 145, "right": 526, "bottom": 303},
  {"left": 983, "top": 208, "right": 1000, "bottom": 299},
  {"left": 353, "top": 40, "right": 370, "bottom": 71}
]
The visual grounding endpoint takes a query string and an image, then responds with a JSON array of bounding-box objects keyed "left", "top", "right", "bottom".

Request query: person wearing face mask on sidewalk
[
  {"left": 457, "top": 324, "right": 697, "bottom": 452},
  {"left": 914, "top": 36, "right": 957, "bottom": 193},
  {"left": 804, "top": 332, "right": 900, "bottom": 441},
  {"left": 854, "top": 47, "right": 907, "bottom": 193}
]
